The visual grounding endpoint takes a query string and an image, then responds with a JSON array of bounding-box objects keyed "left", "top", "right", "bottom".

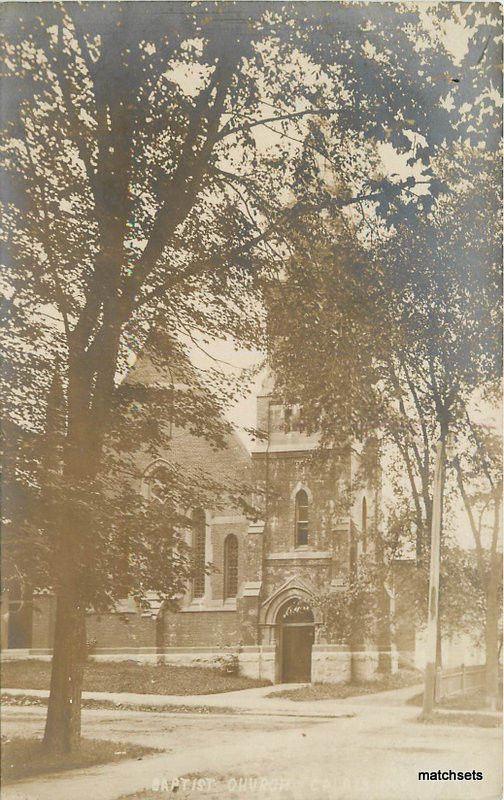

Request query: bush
[{"left": 212, "top": 653, "right": 239, "bottom": 675}]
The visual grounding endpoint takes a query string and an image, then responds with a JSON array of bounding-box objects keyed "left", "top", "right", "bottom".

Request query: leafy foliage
[
  {"left": 314, "top": 559, "right": 385, "bottom": 646},
  {"left": 268, "top": 156, "right": 502, "bottom": 554}
]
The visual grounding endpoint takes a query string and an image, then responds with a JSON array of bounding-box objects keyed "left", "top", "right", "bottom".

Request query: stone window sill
[
  {"left": 181, "top": 599, "right": 237, "bottom": 612},
  {"left": 266, "top": 551, "right": 332, "bottom": 561}
]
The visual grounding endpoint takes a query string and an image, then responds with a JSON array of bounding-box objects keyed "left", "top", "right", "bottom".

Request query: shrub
[{"left": 213, "top": 652, "right": 239, "bottom": 675}]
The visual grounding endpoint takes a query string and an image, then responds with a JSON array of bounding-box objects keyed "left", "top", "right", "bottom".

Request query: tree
[
  {"left": 454, "top": 421, "right": 502, "bottom": 707},
  {"left": 1, "top": 2, "right": 498, "bottom": 751},
  {"left": 394, "top": 535, "right": 487, "bottom": 648},
  {"left": 269, "top": 149, "right": 500, "bottom": 534},
  {"left": 267, "top": 155, "right": 501, "bottom": 667},
  {"left": 315, "top": 561, "right": 383, "bottom": 646}
]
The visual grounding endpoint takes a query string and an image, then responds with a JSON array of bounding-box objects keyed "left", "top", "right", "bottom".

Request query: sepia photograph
[{"left": 0, "top": 2, "right": 502, "bottom": 799}]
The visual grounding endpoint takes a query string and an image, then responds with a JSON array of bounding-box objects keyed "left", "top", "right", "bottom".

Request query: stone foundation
[
  {"left": 8, "top": 645, "right": 277, "bottom": 682},
  {"left": 5, "top": 645, "right": 398, "bottom": 686},
  {"left": 238, "top": 646, "right": 276, "bottom": 682},
  {"left": 351, "top": 650, "right": 399, "bottom": 681},
  {"left": 311, "top": 646, "right": 351, "bottom": 683}
]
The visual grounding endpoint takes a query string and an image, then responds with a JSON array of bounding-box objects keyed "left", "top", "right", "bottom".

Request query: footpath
[
  {"left": 1, "top": 682, "right": 422, "bottom": 719},
  {"left": 1, "top": 683, "right": 424, "bottom": 800},
  {"left": 4, "top": 683, "right": 500, "bottom": 800}
]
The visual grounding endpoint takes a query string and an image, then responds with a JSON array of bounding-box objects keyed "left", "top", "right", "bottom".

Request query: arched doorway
[
  {"left": 279, "top": 598, "right": 314, "bottom": 683},
  {"left": 7, "top": 583, "right": 32, "bottom": 649}
]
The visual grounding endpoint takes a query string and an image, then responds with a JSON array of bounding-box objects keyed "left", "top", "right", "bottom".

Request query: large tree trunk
[
  {"left": 41, "top": 327, "right": 121, "bottom": 752},
  {"left": 43, "top": 590, "right": 87, "bottom": 753}
]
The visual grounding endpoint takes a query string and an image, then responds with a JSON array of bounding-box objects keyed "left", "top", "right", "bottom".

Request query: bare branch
[
  {"left": 400, "top": 356, "right": 431, "bottom": 478},
  {"left": 388, "top": 362, "right": 427, "bottom": 492}
]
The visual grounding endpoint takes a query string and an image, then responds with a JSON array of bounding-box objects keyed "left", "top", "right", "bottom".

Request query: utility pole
[{"left": 423, "top": 436, "right": 446, "bottom": 715}]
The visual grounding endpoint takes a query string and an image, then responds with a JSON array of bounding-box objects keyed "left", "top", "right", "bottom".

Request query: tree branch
[
  {"left": 51, "top": 19, "right": 100, "bottom": 208},
  {"left": 121, "top": 61, "right": 234, "bottom": 309},
  {"left": 465, "top": 409, "right": 495, "bottom": 490},
  {"left": 217, "top": 106, "right": 338, "bottom": 142},
  {"left": 388, "top": 362, "right": 427, "bottom": 495},
  {"left": 454, "top": 455, "right": 487, "bottom": 585},
  {"left": 391, "top": 429, "right": 425, "bottom": 545},
  {"left": 22, "top": 135, "right": 72, "bottom": 344}
]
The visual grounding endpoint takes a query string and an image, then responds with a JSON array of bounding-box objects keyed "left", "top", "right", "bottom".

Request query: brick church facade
[{"left": 2, "top": 346, "right": 396, "bottom": 683}]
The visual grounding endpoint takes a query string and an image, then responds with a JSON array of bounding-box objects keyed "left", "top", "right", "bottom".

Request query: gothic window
[
  {"left": 192, "top": 508, "right": 206, "bottom": 598},
  {"left": 362, "top": 497, "right": 368, "bottom": 553},
  {"left": 295, "top": 489, "right": 309, "bottom": 547},
  {"left": 223, "top": 534, "right": 238, "bottom": 599},
  {"left": 145, "top": 464, "right": 177, "bottom": 505},
  {"left": 147, "top": 466, "right": 171, "bottom": 504}
]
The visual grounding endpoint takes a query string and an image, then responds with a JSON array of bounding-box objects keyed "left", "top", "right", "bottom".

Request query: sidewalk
[
  {"left": 0, "top": 685, "right": 426, "bottom": 800},
  {"left": 1, "top": 682, "right": 423, "bottom": 719}
]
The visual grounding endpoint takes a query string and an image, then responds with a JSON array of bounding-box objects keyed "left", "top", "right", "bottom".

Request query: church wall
[
  {"left": 85, "top": 612, "right": 158, "bottom": 650},
  {"left": 113, "top": 347, "right": 256, "bottom": 655},
  {"left": 262, "top": 559, "right": 333, "bottom": 605},
  {"left": 162, "top": 609, "right": 241, "bottom": 648},
  {"left": 205, "top": 517, "right": 248, "bottom": 604},
  {"left": 26, "top": 507, "right": 254, "bottom": 655},
  {"left": 30, "top": 595, "right": 159, "bottom": 652},
  {"left": 158, "top": 513, "right": 252, "bottom": 650},
  {"left": 238, "top": 522, "right": 263, "bottom": 646}
]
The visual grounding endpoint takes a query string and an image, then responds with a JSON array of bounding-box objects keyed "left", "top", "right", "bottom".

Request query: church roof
[{"left": 118, "top": 335, "right": 251, "bottom": 493}]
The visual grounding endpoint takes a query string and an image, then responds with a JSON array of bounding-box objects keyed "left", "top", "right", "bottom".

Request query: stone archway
[
  {"left": 278, "top": 597, "right": 315, "bottom": 683},
  {"left": 259, "top": 579, "right": 322, "bottom": 683}
]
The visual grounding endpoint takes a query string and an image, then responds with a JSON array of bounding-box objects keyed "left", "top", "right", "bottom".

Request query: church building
[{"left": 2, "top": 344, "right": 394, "bottom": 684}]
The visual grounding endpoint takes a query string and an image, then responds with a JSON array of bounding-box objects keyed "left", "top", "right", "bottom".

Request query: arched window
[
  {"left": 192, "top": 508, "right": 206, "bottom": 598},
  {"left": 223, "top": 534, "right": 238, "bottom": 600},
  {"left": 146, "top": 465, "right": 172, "bottom": 504},
  {"left": 295, "top": 489, "right": 309, "bottom": 546},
  {"left": 362, "top": 497, "right": 368, "bottom": 553}
]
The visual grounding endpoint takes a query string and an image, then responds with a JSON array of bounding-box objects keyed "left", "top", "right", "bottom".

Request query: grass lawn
[
  {"left": 1, "top": 659, "right": 270, "bottom": 695},
  {"left": 1, "top": 737, "right": 158, "bottom": 784},
  {"left": 408, "top": 688, "right": 503, "bottom": 712},
  {"left": 1, "top": 692, "right": 237, "bottom": 714},
  {"left": 267, "top": 669, "right": 422, "bottom": 701},
  {"left": 418, "top": 711, "right": 502, "bottom": 728}
]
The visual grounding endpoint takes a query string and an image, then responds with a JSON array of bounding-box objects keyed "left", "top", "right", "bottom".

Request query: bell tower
[{"left": 250, "top": 368, "right": 380, "bottom": 682}]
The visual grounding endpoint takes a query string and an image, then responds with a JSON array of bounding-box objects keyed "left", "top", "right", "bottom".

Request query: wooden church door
[{"left": 279, "top": 598, "right": 315, "bottom": 683}]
